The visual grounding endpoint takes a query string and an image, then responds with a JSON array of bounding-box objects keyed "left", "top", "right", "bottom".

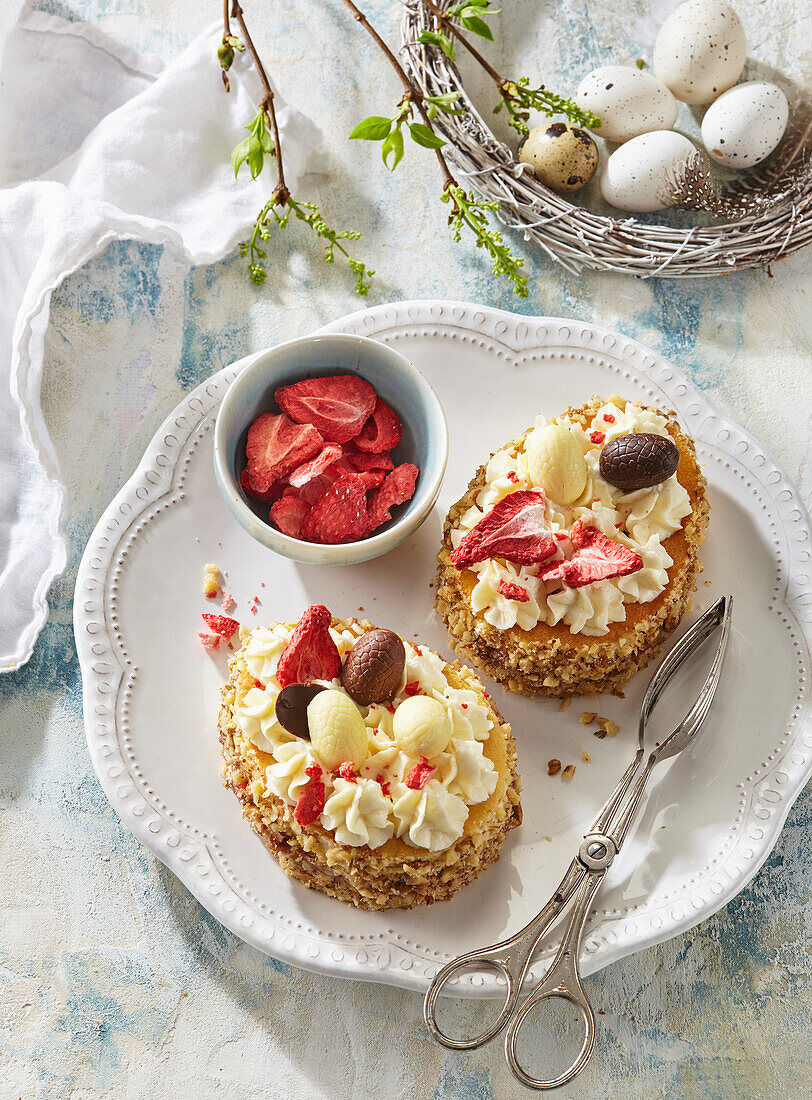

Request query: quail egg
[{"left": 518, "top": 122, "right": 599, "bottom": 192}]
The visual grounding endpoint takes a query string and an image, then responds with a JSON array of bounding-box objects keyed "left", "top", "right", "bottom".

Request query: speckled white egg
[
  {"left": 600, "top": 131, "right": 696, "bottom": 211},
  {"left": 518, "top": 123, "right": 599, "bottom": 192},
  {"left": 701, "top": 81, "right": 788, "bottom": 169},
  {"left": 574, "top": 65, "right": 678, "bottom": 143},
  {"left": 654, "top": 0, "right": 747, "bottom": 105}
]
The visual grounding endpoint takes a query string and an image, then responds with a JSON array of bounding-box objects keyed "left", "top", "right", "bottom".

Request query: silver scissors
[{"left": 424, "top": 595, "right": 733, "bottom": 1090}]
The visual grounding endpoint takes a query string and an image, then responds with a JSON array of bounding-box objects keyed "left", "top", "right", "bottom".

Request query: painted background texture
[{"left": 1, "top": 0, "right": 810, "bottom": 1097}]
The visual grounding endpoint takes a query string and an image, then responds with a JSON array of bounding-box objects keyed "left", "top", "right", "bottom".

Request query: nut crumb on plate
[
  {"left": 203, "top": 562, "right": 221, "bottom": 598},
  {"left": 562, "top": 764, "right": 576, "bottom": 780},
  {"left": 597, "top": 717, "right": 619, "bottom": 737}
]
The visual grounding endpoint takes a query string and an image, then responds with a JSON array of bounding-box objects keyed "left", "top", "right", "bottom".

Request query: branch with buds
[
  {"left": 418, "top": 0, "right": 600, "bottom": 135},
  {"left": 218, "top": 0, "right": 373, "bottom": 291},
  {"left": 217, "top": 0, "right": 594, "bottom": 296}
]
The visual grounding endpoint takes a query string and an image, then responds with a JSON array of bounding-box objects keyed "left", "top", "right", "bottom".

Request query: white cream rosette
[
  {"left": 320, "top": 777, "right": 394, "bottom": 848},
  {"left": 265, "top": 741, "right": 327, "bottom": 806},
  {"left": 392, "top": 779, "right": 470, "bottom": 851}
]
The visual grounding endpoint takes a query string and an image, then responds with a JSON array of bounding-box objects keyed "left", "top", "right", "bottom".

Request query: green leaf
[
  {"left": 417, "top": 29, "right": 454, "bottom": 59},
  {"left": 461, "top": 3, "right": 499, "bottom": 16},
  {"left": 635, "top": 58, "right": 645, "bottom": 69},
  {"left": 231, "top": 135, "right": 253, "bottom": 177},
  {"left": 426, "top": 92, "right": 461, "bottom": 106},
  {"left": 460, "top": 13, "right": 494, "bottom": 39},
  {"left": 408, "top": 122, "right": 446, "bottom": 149},
  {"left": 246, "top": 141, "right": 264, "bottom": 179},
  {"left": 349, "top": 116, "right": 393, "bottom": 141},
  {"left": 381, "top": 127, "right": 404, "bottom": 171}
]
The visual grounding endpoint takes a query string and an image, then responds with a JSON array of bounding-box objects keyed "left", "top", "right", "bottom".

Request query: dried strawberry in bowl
[{"left": 213, "top": 333, "right": 448, "bottom": 565}]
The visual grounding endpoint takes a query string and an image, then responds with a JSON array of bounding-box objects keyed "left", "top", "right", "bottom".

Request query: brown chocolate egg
[
  {"left": 275, "top": 683, "right": 325, "bottom": 739},
  {"left": 518, "top": 123, "right": 599, "bottom": 192},
  {"left": 340, "top": 629, "right": 405, "bottom": 705},
  {"left": 599, "top": 432, "right": 680, "bottom": 490}
]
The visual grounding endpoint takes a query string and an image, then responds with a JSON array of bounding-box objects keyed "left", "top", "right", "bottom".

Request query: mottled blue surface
[{"left": 2, "top": 1, "right": 811, "bottom": 1097}]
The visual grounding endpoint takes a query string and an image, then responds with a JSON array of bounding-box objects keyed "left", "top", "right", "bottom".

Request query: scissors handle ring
[
  {"left": 505, "top": 986, "right": 595, "bottom": 1091},
  {"left": 423, "top": 951, "right": 517, "bottom": 1050}
]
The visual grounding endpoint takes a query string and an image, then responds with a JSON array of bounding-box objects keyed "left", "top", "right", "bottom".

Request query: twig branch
[
  {"left": 422, "top": 0, "right": 501, "bottom": 83},
  {"left": 339, "top": 0, "right": 455, "bottom": 190},
  {"left": 231, "top": 1, "right": 289, "bottom": 203},
  {"left": 418, "top": 0, "right": 599, "bottom": 133}
]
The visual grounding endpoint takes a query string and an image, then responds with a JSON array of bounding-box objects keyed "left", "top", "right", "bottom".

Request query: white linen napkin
[{"left": 0, "top": 3, "right": 323, "bottom": 672}]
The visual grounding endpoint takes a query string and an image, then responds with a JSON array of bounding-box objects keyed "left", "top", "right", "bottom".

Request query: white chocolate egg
[
  {"left": 600, "top": 130, "right": 696, "bottom": 212},
  {"left": 307, "top": 689, "right": 368, "bottom": 770},
  {"left": 518, "top": 123, "right": 599, "bottom": 192},
  {"left": 525, "top": 424, "right": 587, "bottom": 504},
  {"left": 393, "top": 695, "right": 452, "bottom": 759},
  {"left": 653, "top": 0, "right": 746, "bottom": 105},
  {"left": 701, "top": 81, "right": 788, "bottom": 169},
  {"left": 574, "top": 66, "right": 678, "bottom": 143}
]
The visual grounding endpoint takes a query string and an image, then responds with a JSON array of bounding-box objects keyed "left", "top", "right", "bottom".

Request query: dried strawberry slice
[
  {"left": 343, "top": 448, "right": 395, "bottom": 473},
  {"left": 367, "top": 463, "right": 419, "bottom": 532},
  {"left": 245, "top": 412, "right": 323, "bottom": 493},
  {"left": 197, "top": 631, "right": 221, "bottom": 650},
  {"left": 275, "top": 374, "right": 377, "bottom": 444},
  {"left": 450, "top": 490, "right": 557, "bottom": 570},
  {"left": 276, "top": 604, "right": 341, "bottom": 687},
  {"left": 404, "top": 757, "right": 437, "bottom": 790},
  {"left": 353, "top": 397, "right": 402, "bottom": 453},
  {"left": 270, "top": 495, "right": 311, "bottom": 539},
  {"left": 538, "top": 520, "right": 643, "bottom": 589},
  {"left": 289, "top": 443, "right": 344, "bottom": 489},
  {"left": 301, "top": 473, "right": 369, "bottom": 544},
  {"left": 293, "top": 763, "right": 326, "bottom": 826},
  {"left": 496, "top": 580, "right": 530, "bottom": 603},
  {"left": 357, "top": 468, "right": 388, "bottom": 491},
  {"left": 201, "top": 613, "right": 240, "bottom": 638},
  {"left": 240, "top": 466, "right": 283, "bottom": 504}
]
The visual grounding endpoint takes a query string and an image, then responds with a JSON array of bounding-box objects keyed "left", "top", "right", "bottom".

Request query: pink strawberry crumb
[
  {"left": 405, "top": 757, "right": 437, "bottom": 791},
  {"left": 197, "top": 631, "right": 220, "bottom": 650},
  {"left": 603, "top": 413, "right": 616, "bottom": 424},
  {"left": 293, "top": 764, "right": 326, "bottom": 826},
  {"left": 404, "top": 681, "right": 421, "bottom": 696},
  {"left": 334, "top": 762, "right": 359, "bottom": 783},
  {"left": 590, "top": 430, "right": 606, "bottom": 445}
]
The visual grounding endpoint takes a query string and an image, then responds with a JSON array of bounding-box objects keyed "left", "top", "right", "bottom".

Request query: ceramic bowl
[{"left": 213, "top": 332, "right": 448, "bottom": 565}]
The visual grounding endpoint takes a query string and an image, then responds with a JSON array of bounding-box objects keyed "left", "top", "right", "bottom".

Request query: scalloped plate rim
[{"left": 74, "top": 299, "right": 812, "bottom": 995}]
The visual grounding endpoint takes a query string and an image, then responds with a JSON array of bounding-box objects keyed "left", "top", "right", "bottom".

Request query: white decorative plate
[{"left": 75, "top": 301, "right": 812, "bottom": 995}]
